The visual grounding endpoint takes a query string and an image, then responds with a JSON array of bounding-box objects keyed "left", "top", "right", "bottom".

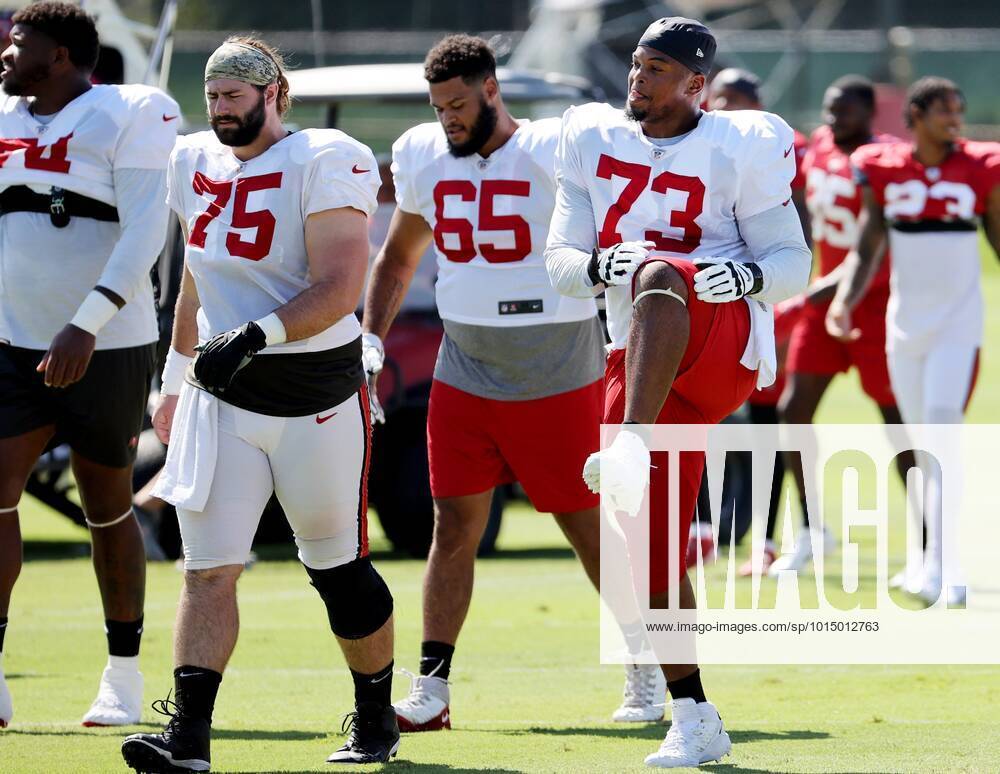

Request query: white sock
[{"left": 107, "top": 655, "right": 140, "bottom": 672}]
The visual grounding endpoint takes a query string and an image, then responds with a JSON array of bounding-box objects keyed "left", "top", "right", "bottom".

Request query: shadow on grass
[
  {"left": 480, "top": 726, "right": 832, "bottom": 744},
  {"left": 22, "top": 539, "right": 90, "bottom": 561},
  {"left": 212, "top": 728, "right": 328, "bottom": 741},
  {"left": 226, "top": 768, "right": 524, "bottom": 774}
]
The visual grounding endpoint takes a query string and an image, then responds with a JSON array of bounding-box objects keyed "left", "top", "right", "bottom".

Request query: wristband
[
  {"left": 160, "top": 347, "right": 194, "bottom": 395},
  {"left": 254, "top": 312, "right": 287, "bottom": 346},
  {"left": 69, "top": 290, "right": 119, "bottom": 336}
]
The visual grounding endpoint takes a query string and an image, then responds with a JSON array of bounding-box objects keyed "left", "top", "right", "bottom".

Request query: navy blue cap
[{"left": 638, "top": 17, "right": 716, "bottom": 76}]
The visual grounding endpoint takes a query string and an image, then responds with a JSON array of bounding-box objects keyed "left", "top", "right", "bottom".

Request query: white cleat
[
  {"left": 768, "top": 526, "right": 836, "bottom": 576},
  {"left": 0, "top": 658, "right": 12, "bottom": 729},
  {"left": 392, "top": 670, "right": 451, "bottom": 732},
  {"left": 645, "top": 699, "right": 731, "bottom": 768},
  {"left": 890, "top": 566, "right": 924, "bottom": 595},
  {"left": 81, "top": 663, "right": 143, "bottom": 727},
  {"left": 612, "top": 664, "right": 665, "bottom": 722}
]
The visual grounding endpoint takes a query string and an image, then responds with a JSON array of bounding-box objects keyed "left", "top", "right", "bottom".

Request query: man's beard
[
  {"left": 446, "top": 99, "right": 498, "bottom": 158},
  {"left": 2, "top": 63, "right": 50, "bottom": 96},
  {"left": 211, "top": 91, "right": 267, "bottom": 147},
  {"left": 624, "top": 103, "right": 648, "bottom": 123}
]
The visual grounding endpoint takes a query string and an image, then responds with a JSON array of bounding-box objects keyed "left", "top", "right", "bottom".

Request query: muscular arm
[
  {"left": 170, "top": 221, "right": 200, "bottom": 357},
  {"left": 983, "top": 183, "right": 1000, "bottom": 261},
  {"left": 623, "top": 262, "right": 690, "bottom": 424},
  {"left": 831, "top": 185, "right": 888, "bottom": 311},
  {"left": 362, "top": 208, "right": 433, "bottom": 339},
  {"left": 271, "top": 206, "right": 371, "bottom": 342}
]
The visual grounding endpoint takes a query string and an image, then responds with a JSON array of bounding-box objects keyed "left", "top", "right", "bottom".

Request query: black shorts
[{"left": 0, "top": 343, "right": 156, "bottom": 468}]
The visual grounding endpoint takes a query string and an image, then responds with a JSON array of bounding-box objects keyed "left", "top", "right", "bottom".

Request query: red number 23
[{"left": 188, "top": 171, "right": 282, "bottom": 261}]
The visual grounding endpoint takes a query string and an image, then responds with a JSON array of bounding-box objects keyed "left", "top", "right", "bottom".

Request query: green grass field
[{"left": 4, "top": 247, "right": 1000, "bottom": 772}]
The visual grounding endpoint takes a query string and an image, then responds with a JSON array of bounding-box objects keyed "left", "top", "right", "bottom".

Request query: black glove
[{"left": 193, "top": 321, "right": 267, "bottom": 391}]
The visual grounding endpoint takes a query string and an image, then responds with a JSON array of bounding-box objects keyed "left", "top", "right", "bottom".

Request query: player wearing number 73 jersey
[{"left": 546, "top": 17, "right": 810, "bottom": 769}]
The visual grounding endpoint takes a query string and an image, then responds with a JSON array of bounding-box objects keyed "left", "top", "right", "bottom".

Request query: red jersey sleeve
[
  {"left": 963, "top": 141, "right": 1000, "bottom": 207},
  {"left": 850, "top": 143, "right": 893, "bottom": 207}
]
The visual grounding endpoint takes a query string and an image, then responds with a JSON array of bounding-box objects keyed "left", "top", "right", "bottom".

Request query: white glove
[
  {"left": 582, "top": 429, "right": 651, "bottom": 517},
  {"left": 361, "top": 332, "right": 386, "bottom": 425},
  {"left": 693, "top": 258, "right": 763, "bottom": 303},
  {"left": 588, "top": 241, "right": 656, "bottom": 286}
]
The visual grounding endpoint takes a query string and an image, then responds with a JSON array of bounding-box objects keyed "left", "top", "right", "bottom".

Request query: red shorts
[
  {"left": 786, "top": 291, "right": 895, "bottom": 407},
  {"left": 427, "top": 378, "right": 602, "bottom": 513},
  {"left": 748, "top": 370, "right": 785, "bottom": 407},
  {"left": 604, "top": 259, "right": 757, "bottom": 593}
]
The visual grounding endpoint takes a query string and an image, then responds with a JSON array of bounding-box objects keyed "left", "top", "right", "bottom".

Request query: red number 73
[
  {"left": 596, "top": 154, "right": 704, "bottom": 253},
  {"left": 188, "top": 171, "right": 283, "bottom": 261}
]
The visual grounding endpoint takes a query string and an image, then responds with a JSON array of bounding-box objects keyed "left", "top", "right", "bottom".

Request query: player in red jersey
[
  {"left": 706, "top": 67, "right": 809, "bottom": 573},
  {"left": 828, "top": 77, "right": 1000, "bottom": 604},
  {"left": 546, "top": 17, "right": 810, "bottom": 768},
  {"left": 765, "top": 76, "right": 916, "bottom": 575}
]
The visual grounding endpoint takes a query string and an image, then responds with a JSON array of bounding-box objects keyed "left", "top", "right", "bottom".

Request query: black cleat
[
  {"left": 326, "top": 701, "right": 401, "bottom": 764},
  {"left": 121, "top": 695, "right": 211, "bottom": 772}
]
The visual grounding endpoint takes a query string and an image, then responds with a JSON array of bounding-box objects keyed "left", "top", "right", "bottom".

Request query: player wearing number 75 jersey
[
  {"left": 545, "top": 17, "right": 810, "bottom": 769},
  {"left": 362, "top": 35, "right": 647, "bottom": 732},
  {"left": 121, "top": 36, "right": 400, "bottom": 773}
]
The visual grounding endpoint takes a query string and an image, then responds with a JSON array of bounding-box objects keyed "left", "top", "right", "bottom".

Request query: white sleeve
[
  {"left": 165, "top": 145, "right": 184, "bottom": 217},
  {"left": 544, "top": 109, "right": 603, "bottom": 299},
  {"left": 740, "top": 203, "right": 811, "bottom": 304},
  {"left": 390, "top": 133, "right": 420, "bottom": 214},
  {"left": 545, "top": 177, "right": 602, "bottom": 298},
  {"left": 735, "top": 115, "right": 796, "bottom": 221},
  {"left": 97, "top": 167, "right": 170, "bottom": 303},
  {"left": 304, "top": 142, "right": 380, "bottom": 218},
  {"left": 115, "top": 91, "right": 179, "bottom": 171}
]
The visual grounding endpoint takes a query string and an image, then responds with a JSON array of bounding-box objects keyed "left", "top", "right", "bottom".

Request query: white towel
[
  {"left": 152, "top": 383, "right": 219, "bottom": 512},
  {"left": 740, "top": 297, "right": 777, "bottom": 390}
]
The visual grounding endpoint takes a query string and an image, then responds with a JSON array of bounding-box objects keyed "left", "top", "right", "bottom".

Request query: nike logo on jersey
[
  {"left": 351, "top": 164, "right": 370, "bottom": 174},
  {"left": 782, "top": 196, "right": 792, "bottom": 206},
  {"left": 784, "top": 144, "right": 794, "bottom": 158},
  {"left": 163, "top": 114, "right": 178, "bottom": 122},
  {"left": 316, "top": 412, "right": 338, "bottom": 424}
]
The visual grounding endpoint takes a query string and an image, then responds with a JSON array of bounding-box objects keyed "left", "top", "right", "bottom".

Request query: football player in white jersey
[
  {"left": 546, "top": 17, "right": 810, "bottom": 768},
  {"left": 361, "top": 35, "right": 647, "bottom": 730},
  {"left": 828, "top": 77, "right": 1000, "bottom": 605},
  {"left": 120, "top": 38, "right": 399, "bottom": 771},
  {"left": 0, "top": 2, "right": 178, "bottom": 729}
]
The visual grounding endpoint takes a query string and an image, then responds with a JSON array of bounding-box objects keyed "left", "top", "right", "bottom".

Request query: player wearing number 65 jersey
[
  {"left": 0, "top": 2, "right": 177, "bottom": 731},
  {"left": 121, "top": 37, "right": 399, "bottom": 772},
  {"left": 828, "top": 78, "right": 1000, "bottom": 606},
  {"left": 545, "top": 17, "right": 810, "bottom": 768},
  {"left": 361, "top": 35, "right": 640, "bottom": 731}
]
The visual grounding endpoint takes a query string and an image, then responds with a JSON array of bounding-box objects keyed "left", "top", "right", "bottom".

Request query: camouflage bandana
[{"left": 204, "top": 41, "right": 278, "bottom": 86}]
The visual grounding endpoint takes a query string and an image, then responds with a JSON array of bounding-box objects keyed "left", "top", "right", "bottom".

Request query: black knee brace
[{"left": 305, "top": 557, "right": 393, "bottom": 639}]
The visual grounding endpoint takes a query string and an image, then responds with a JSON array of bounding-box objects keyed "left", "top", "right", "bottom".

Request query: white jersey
[
  {"left": 392, "top": 119, "right": 596, "bottom": 327},
  {"left": 556, "top": 104, "right": 797, "bottom": 384},
  {"left": 168, "top": 128, "right": 379, "bottom": 354},
  {"left": 0, "top": 84, "right": 178, "bottom": 349}
]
